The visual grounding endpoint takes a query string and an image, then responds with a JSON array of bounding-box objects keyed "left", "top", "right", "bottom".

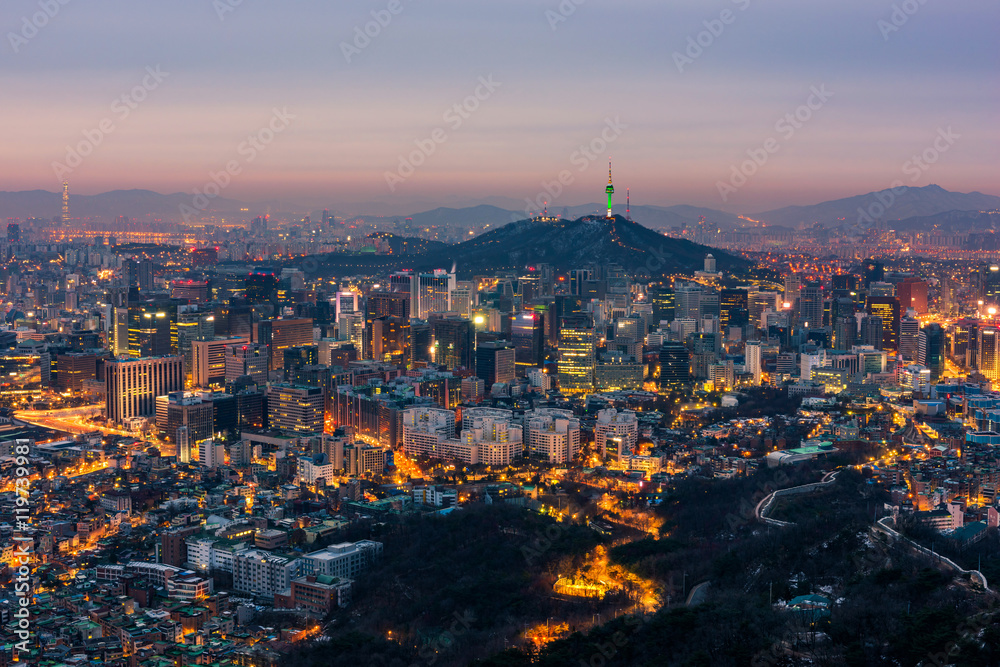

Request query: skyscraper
[
  {"left": 225, "top": 342, "right": 269, "bottom": 385},
  {"left": 797, "top": 281, "right": 824, "bottom": 330},
  {"left": 978, "top": 327, "right": 1000, "bottom": 381},
  {"left": 431, "top": 315, "right": 474, "bottom": 370},
  {"left": 745, "top": 339, "right": 762, "bottom": 385},
  {"left": 475, "top": 340, "right": 515, "bottom": 389},
  {"left": 557, "top": 316, "right": 595, "bottom": 395},
  {"left": 899, "top": 314, "right": 920, "bottom": 361},
  {"left": 897, "top": 277, "right": 928, "bottom": 315},
  {"left": 860, "top": 315, "right": 884, "bottom": 350},
  {"left": 658, "top": 341, "right": 691, "bottom": 393},
  {"left": 510, "top": 311, "right": 545, "bottom": 369},
  {"left": 371, "top": 316, "right": 412, "bottom": 366},
  {"left": 255, "top": 318, "right": 314, "bottom": 371},
  {"left": 918, "top": 323, "right": 945, "bottom": 382},
  {"left": 866, "top": 296, "right": 900, "bottom": 351},
  {"left": 266, "top": 384, "right": 325, "bottom": 434},
  {"left": 105, "top": 355, "right": 184, "bottom": 424}
]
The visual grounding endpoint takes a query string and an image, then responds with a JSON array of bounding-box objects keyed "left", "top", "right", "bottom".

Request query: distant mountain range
[
  {"left": 753, "top": 185, "right": 1000, "bottom": 229},
  {"left": 0, "top": 184, "right": 997, "bottom": 234},
  {"left": 300, "top": 215, "right": 750, "bottom": 279}
]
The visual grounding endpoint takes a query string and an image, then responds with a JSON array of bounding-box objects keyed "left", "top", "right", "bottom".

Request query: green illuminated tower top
[{"left": 605, "top": 159, "right": 614, "bottom": 218}]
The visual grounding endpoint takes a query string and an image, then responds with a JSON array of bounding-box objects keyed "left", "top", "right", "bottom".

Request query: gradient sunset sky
[{"left": 2, "top": 0, "right": 997, "bottom": 215}]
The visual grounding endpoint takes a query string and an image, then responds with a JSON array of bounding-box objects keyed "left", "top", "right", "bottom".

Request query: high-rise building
[
  {"left": 594, "top": 408, "right": 638, "bottom": 461},
  {"left": 128, "top": 300, "right": 179, "bottom": 358},
  {"left": 283, "top": 345, "right": 319, "bottom": 374},
  {"left": 557, "top": 315, "right": 595, "bottom": 395},
  {"left": 245, "top": 268, "right": 278, "bottom": 304},
  {"left": 156, "top": 391, "right": 214, "bottom": 445},
  {"left": 510, "top": 311, "right": 545, "bottom": 369},
  {"left": 365, "top": 291, "right": 411, "bottom": 357},
  {"left": 371, "top": 316, "right": 411, "bottom": 366},
  {"left": 431, "top": 316, "right": 474, "bottom": 370},
  {"left": 720, "top": 288, "right": 749, "bottom": 331},
  {"left": 783, "top": 273, "right": 801, "bottom": 305},
  {"left": 192, "top": 336, "right": 249, "bottom": 388},
  {"left": 417, "top": 270, "right": 456, "bottom": 319},
  {"left": 255, "top": 318, "right": 314, "bottom": 371},
  {"left": 524, "top": 408, "right": 581, "bottom": 463},
  {"left": 862, "top": 260, "right": 884, "bottom": 288},
  {"left": 475, "top": 340, "right": 515, "bottom": 389},
  {"left": 659, "top": 341, "right": 691, "bottom": 393},
  {"left": 859, "top": 315, "right": 884, "bottom": 350},
  {"left": 833, "top": 316, "right": 857, "bottom": 351},
  {"left": 897, "top": 278, "right": 929, "bottom": 315},
  {"left": 105, "top": 356, "right": 184, "bottom": 424},
  {"left": 797, "top": 282, "right": 824, "bottom": 329},
  {"left": 648, "top": 286, "right": 675, "bottom": 323},
  {"left": 980, "top": 265, "right": 1000, "bottom": 308},
  {"left": 866, "top": 297, "right": 900, "bottom": 351},
  {"left": 978, "top": 327, "right": 1000, "bottom": 381},
  {"left": 745, "top": 339, "right": 762, "bottom": 385},
  {"left": 225, "top": 342, "right": 269, "bottom": 385},
  {"left": 266, "top": 384, "right": 325, "bottom": 434},
  {"left": 918, "top": 323, "right": 945, "bottom": 382},
  {"left": 899, "top": 315, "right": 920, "bottom": 361}
]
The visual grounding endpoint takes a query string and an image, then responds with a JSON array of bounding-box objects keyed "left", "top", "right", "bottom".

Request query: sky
[{"left": 1, "top": 0, "right": 997, "bottom": 216}]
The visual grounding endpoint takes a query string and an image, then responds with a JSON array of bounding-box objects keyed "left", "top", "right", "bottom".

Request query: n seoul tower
[{"left": 605, "top": 159, "right": 614, "bottom": 218}]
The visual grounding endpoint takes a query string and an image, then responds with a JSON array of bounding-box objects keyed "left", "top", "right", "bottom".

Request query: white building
[
  {"left": 595, "top": 408, "right": 639, "bottom": 460},
  {"left": 401, "top": 407, "right": 457, "bottom": 459},
  {"left": 199, "top": 439, "right": 224, "bottom": 469},
  {"left": 298, "top": 453, "right": 337, "bottom": 486},
  {"left": 302, "top": 540, "right": 383, "bottom": 580},
  {"left": 745, "top": 340, "right": 762, "bottom": 385},
  {"left": 524, "top": 408, "right": 580, "bottom": 463},
  {"left": 232, "top": 549, "right": 299, "bottom": 599}
]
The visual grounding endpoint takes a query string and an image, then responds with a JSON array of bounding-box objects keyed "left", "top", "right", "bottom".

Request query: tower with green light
[{"left": 605, "top": 159, "right": 615, "bottom": 218}]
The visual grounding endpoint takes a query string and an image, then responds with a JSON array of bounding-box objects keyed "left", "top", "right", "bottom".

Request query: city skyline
[{"left": 2, "top": 0, "right": 997, "bottom": 214}]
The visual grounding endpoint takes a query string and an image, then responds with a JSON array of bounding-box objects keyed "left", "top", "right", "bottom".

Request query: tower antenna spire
[
  {"left": 605, "top": 158, "right": 614, "bottom": 218},
  {"left": 62, "top": 181, "right": 70, "bottom": 225},
  {"left": 626, "top": 188, "right": 631, "bottom": 221}
]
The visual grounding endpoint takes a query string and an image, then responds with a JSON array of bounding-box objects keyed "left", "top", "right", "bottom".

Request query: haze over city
[
  {"left": 3, "top": 2, "right": 1000, "bottom": 667},
  {"left": 3, "top": 0, "right": 998, "bottom": 214}
]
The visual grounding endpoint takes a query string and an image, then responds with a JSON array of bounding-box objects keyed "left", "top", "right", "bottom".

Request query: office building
[
  {"left": 192, "top": 336, "right": 249, "bottom": 388},
  {"left": 866, "top": 296, "right": 900, "bottom": 351},
  {"left": 557, "top": 315, "right": 595, "bottom": 395},
  {"left": 431, "top": 315, "right": 475, "bottom": 370},
  {"left": 255, "top": 318, "right": 314, "bottom": 371},
  {"left": 658, "top": 341, "right": 691, "bottom": 392},
  {"left": 918, "top": 323, "right": 945, "bottom": 382},
  {"left": 371, "top": 316, "right": 411, "bottom": 366},
  {"left": 105, "top": 355, "right": 184, "bottom": 425},
  {"left": 225, "top": 342, "right": 269, "bottom": 385},
  {"left": 266, "top": 384, "right": 325, "bottom": 434},
  {"left": 475, "top": 340, "right": 515, "bottom": 389},
  {"left": 510, "top": 311, "right": 545, "bottom": 369}
]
